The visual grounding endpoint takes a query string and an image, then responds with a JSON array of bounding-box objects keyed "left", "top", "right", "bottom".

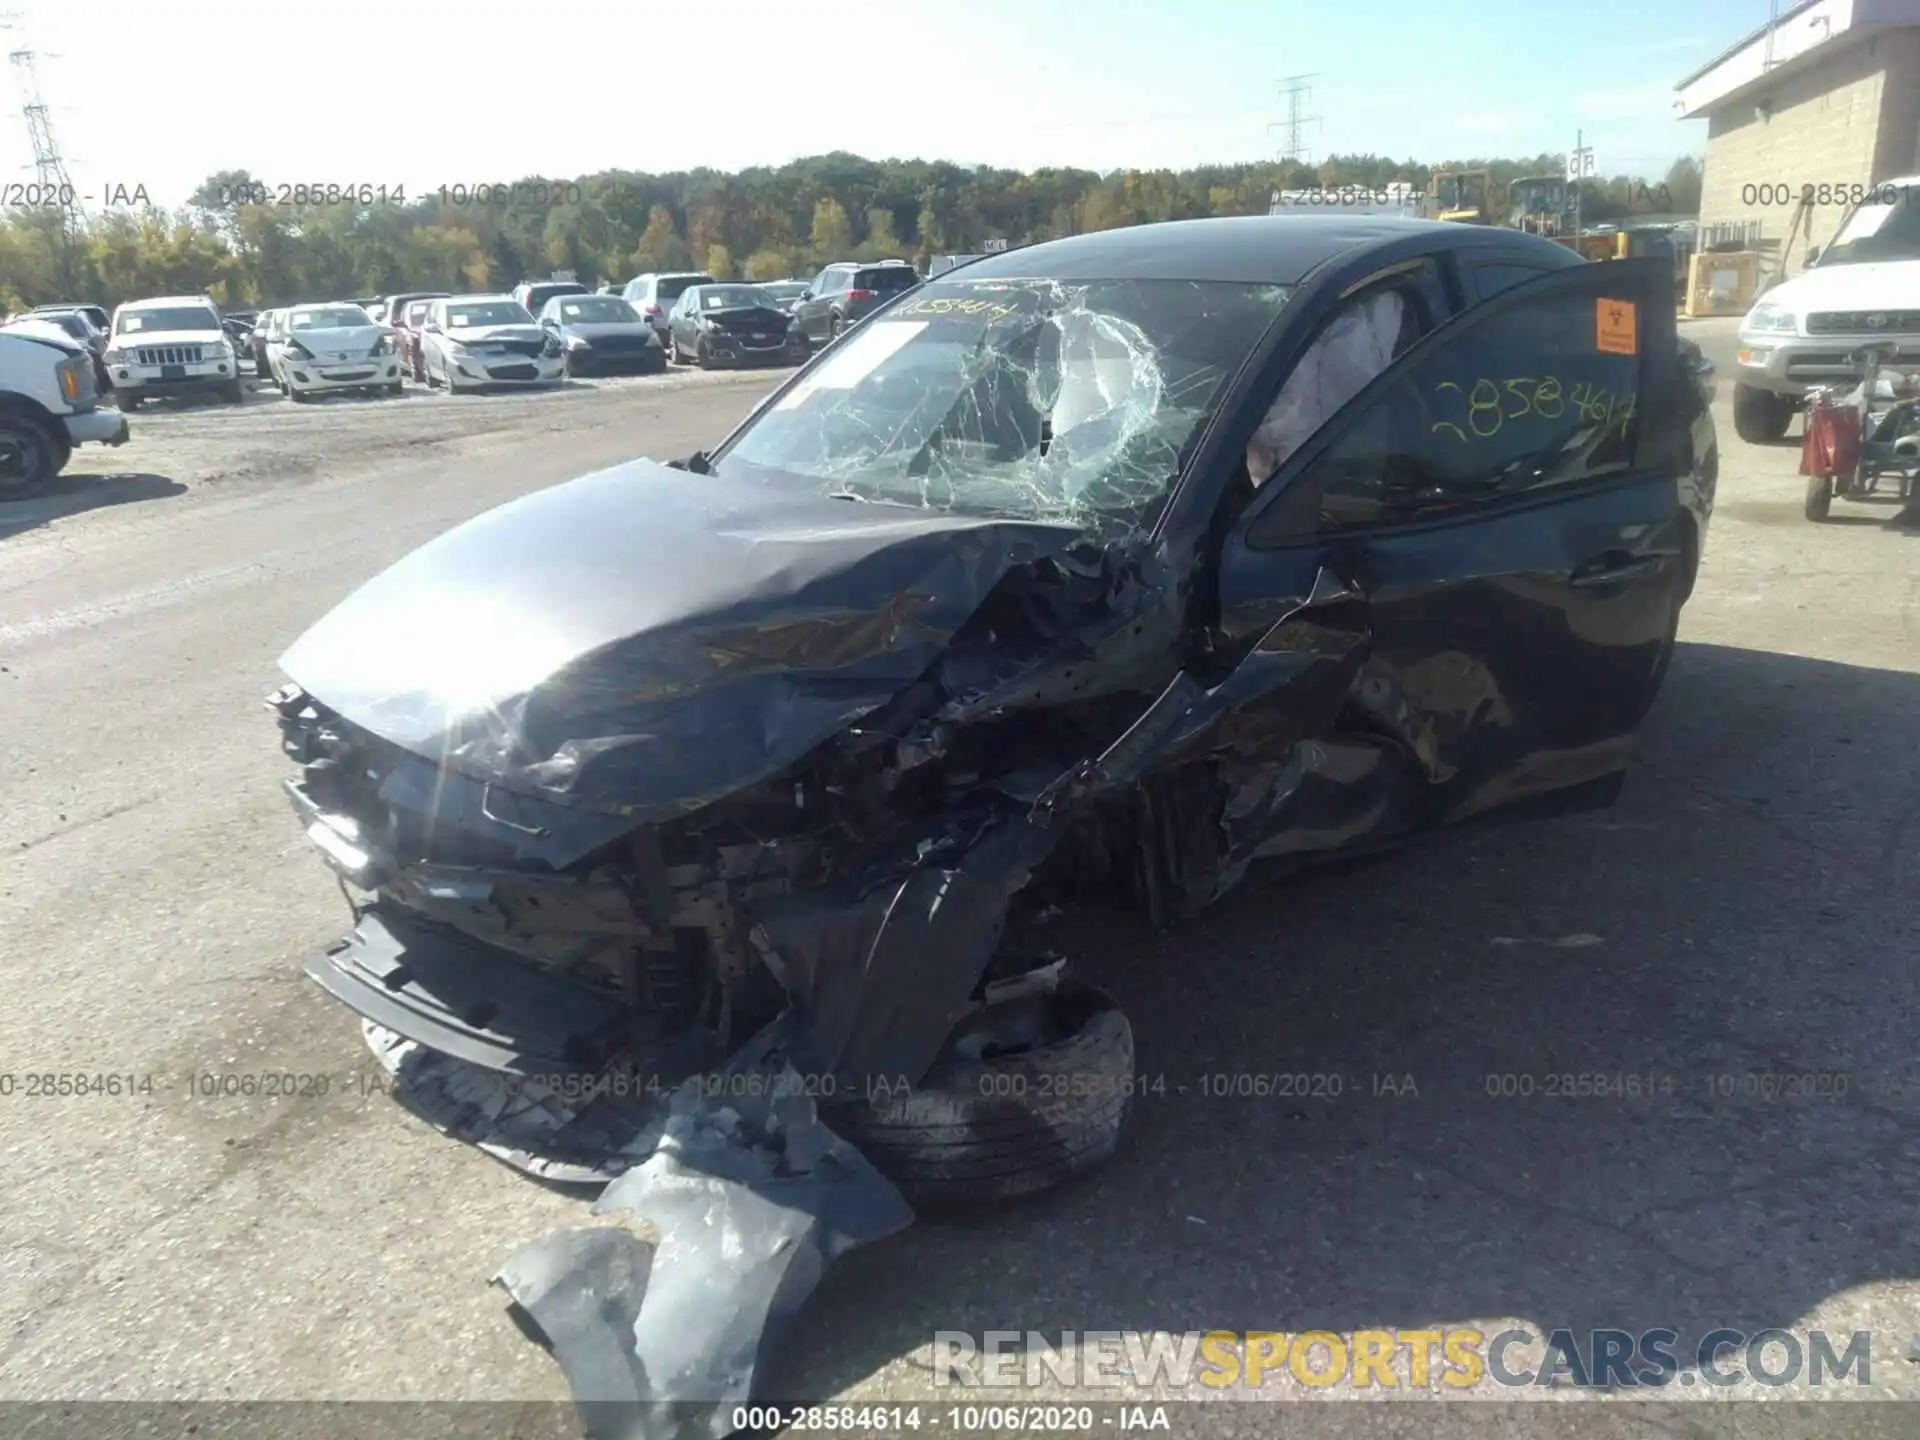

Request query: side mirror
[
  {"left": 1805, "top": 245, "right": 1822, "bottom": 264},
  {"left": 423, "top": 322, "right": 441, "bottom": 334}
]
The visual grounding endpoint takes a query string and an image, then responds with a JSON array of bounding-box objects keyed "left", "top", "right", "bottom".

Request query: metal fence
[{"left": 1698, "top": 219, "right": 1765, "bottom": 251}]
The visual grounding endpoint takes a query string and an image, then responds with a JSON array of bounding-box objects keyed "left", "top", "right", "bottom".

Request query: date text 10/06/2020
[{"left": 208, "top": 182, "right": 599, "bottom": 209}]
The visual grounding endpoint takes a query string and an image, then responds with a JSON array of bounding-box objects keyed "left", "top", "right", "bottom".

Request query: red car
[{"left": 384, "top": 291, "right": 450, "bottom": 383}]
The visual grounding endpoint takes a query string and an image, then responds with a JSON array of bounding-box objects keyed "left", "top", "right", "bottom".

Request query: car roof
[
  {"left": 953, "top": 215, "right": 1580, "bottom": 285},
  {"left": 120, "top": 294, "right": 218, "bottom": 309},
  {"left": 443, "top": 293, "right": 517, "bottom": 304},
  {"left": 288, "top": 301, "right": 369, "bottom": 313}
]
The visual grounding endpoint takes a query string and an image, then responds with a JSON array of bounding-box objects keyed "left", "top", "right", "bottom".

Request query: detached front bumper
[
  {"left": 62, "top": 406, "right": 130, "bottom": 446},
  {"left": 1735, "top": 332, "right": 1920, "bottom": 397}
]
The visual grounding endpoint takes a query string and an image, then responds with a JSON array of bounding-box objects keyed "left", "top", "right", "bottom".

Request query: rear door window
[
  {"left": 855, "top": 266, "right": 917, "bottom": 293},
  {"left": 657, "top": 276, "right": 712, "bottom": 305}
]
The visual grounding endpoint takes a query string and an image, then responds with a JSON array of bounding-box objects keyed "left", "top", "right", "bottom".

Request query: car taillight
[{"left": 846, "top": 289, "right": 874, "bottom": 302}]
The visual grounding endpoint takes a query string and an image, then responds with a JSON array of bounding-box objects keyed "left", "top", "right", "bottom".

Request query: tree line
[{"left": 0, "top": 152, "right": 1705, "bottom": 313}]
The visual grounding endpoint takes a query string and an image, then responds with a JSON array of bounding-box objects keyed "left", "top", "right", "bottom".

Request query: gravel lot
[{"left": 2, "top": 339, "right": 1918, "bottom": 1436}]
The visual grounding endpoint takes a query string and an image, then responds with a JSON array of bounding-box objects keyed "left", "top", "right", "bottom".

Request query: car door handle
[{"left": 1570, "top": 551, "right": 1666, "bottom": 588}]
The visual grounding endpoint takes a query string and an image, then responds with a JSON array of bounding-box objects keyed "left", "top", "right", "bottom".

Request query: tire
[
  {"left": 1805, "top": 472, "right": 1834, "bottom": 521},
  {"left": 829, "top": 314, "right": 844, "bottom": 341},
  {"left": 1734, "top": 384, "right": 1794, "bottom": 444},
  {"left": 826, "top": 979, "right": 1135, "bottom": 1207},
  {"left": 0, "top": 413, "right": 60, "bottom": 499},
  {"left": 668, "top": 334, "right": 685, "bottom": 366},
  {"left": 223, "top": 380, "right": 244, "bottom": 404},
  {"left": 695, "top": 336, "right": 713, "bottom": 370},
  {"left": 386, "top": 382, "right": 403, "bottom": 396},
  {"left": 119, "top": 395, "right": 142, "bottom": 412}
]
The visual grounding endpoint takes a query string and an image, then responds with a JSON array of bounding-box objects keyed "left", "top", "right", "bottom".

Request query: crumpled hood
[
  {"left": 279, "top": 459, "right": 1081, "bottom": 814},
  {"left": 1760, "top": 260, "right": 1920, "bottom": 317},
  {"left": 283, "top": 325, "right": 387, "bottom": 353}
]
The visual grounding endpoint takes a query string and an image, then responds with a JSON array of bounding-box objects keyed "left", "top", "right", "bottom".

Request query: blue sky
[{"left": 2, "top": 0, "right": 1757, "bottom": 208}]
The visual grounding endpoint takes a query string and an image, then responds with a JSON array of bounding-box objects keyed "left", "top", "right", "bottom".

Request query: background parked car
[
  {"left": 419, "top": 295, "right": 565, "bottom": 392},
  {"left": 755, "top": 279, "right": 809, "bottom": 312},
  {"left": 0, "top": 315, "right": 129, "bottom": 497},
  {"left": 268, "top": 302, "right": 403, "bottom": 402},
  {"left": 791, "top": 259, "right": 920, "bottom": 345},
  {"left": 665, "top": 283, "right": 802, "bottom": 369},
  {"left": 15, "top": 307, "right": 106, "bottom": 355},
  {"left": 619, "top": 272, "right": 715, "bottom": 346},
  {"left": 246, "top": 310, "right": 279, "bottom": 378},
  {"left": 375, "top": 291, "right": 452, "bottom": 381},
  {"left": 513, "top": 279, "right": 590, "bottom": 318},
  {"left": 27, "top": 302, "right": 109, "bottom": 333},
  {"left": 536, "top": 293, "right": 666, "bottom": 376},
  {"left": 103, "top": 295, "right": 244, "bottom": 408}
]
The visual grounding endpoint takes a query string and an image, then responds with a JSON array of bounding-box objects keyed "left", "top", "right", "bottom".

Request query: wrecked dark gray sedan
[{"left": 268, "top": 215, "right": 1715, "bottom": 1432}]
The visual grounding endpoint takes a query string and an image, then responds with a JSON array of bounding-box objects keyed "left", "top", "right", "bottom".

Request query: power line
[
  {"left": 1271, "top": 73, "right": 1321, "bottom": 166},
  {"left": 1, "top": 9, "right": 84, "bottom": 291}
]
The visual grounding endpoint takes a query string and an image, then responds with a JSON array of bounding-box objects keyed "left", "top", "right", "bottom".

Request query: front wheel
[
  {"left": 825, "top": 979, "right": 1136, "bottom": 1206},
  {"left": 0, "top": 414, "right": 59, "bottom": 498},
  {"left": 1805, "top": 472, "right": 1834, "bottom": 521},
  {"left": 386, "top": 382, "right": 403, "bottom": 396},
  {"left": 223, "top": 380, "right": 244, "bottom": 404},
  {"left": 1734, "top": 383, "right": 1795, "bottom": 444},
  {"left": 119, "top": 395, "right": 142, "bottom": 412}
]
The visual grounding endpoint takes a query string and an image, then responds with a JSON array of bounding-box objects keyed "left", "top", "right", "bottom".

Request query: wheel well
[{"left": 0, "top": 389, "right": 63, "bottom": 436}]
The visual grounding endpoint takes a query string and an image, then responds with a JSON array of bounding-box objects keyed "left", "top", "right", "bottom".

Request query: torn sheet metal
[
  {"left": 754, "top": 813, "right": 1067, "bottom": 1090},
  {"left": 278, "top": 457, "right": 1084, "bottom": 814},
  {"left": 496, "top": 1055, "right": 913, "bottom": 1440},
  {"left": 363, "top": 1022, "right": 668, "bottom": 1185}
]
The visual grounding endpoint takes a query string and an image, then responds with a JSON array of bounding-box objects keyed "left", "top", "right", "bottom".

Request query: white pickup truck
[{"left": 0, "top": 317, "right": 131, "bottom": 498}]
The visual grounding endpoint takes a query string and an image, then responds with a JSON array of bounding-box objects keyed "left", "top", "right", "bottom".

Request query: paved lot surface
[{"left": 2, "top": 348, "right": 1918, "bottom": 1432}]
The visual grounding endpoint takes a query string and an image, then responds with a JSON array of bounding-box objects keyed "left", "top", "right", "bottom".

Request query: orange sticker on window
[{"left": 1596, "top": 298, "right": 1637, "bottom": 355}]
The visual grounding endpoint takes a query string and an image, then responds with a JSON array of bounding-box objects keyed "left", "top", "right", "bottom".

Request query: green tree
[
  {"left": 809, "top": 197, "right": 851, "bottom": 260},
  {"left": 743, "top": 248, "right": 790, "bottom": 280}
]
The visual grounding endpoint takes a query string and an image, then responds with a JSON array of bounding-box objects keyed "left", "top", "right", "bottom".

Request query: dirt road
[{"left": 2, "top": 362, "right": 1917, "bottom": 1430}]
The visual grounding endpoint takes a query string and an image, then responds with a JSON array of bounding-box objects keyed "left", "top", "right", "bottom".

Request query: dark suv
[
  {"left": 791, "top": 260, "right": 920, "bottom": 346},
  {"left": 512, "top": 280, "right": 591, "bottom": 319}
]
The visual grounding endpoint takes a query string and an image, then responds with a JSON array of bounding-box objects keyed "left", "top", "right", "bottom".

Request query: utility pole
[
  {"left": 1272, "top": 73, "right": 1321, "bottom": 168},
  {"left": 1, "top": 10, "right": 86, "bottom": 294},
  {"left": 1568, "top": 130, "right": 1596, "bottom": 238}
]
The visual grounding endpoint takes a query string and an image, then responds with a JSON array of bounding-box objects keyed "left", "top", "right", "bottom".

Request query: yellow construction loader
[{"left": 1426, "top": 168, "right": 1495, "bottom": 224}]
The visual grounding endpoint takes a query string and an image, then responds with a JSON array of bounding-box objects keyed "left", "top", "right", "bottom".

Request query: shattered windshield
[{"left": 713, "top": 277, "right": 1290, "bottom": 532}]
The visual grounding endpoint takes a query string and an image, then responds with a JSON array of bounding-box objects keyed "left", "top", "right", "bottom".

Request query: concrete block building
[{"left": 1679, "top": 0, "right": 1920, "bottom": 267}]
